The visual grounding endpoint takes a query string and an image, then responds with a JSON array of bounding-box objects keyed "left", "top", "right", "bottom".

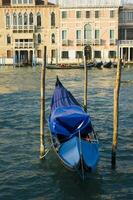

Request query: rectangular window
[
  {"left": 76, "top": 30, "right": 81, "bottom": 39},
  {"left": 12, "top": 0, "right": 17, "bottom": 4},
  {"left": 127, "top": 12, "right": 133, "bottom": 21},
  {"left": 76, "top": 51, "right": 83, "bottom": 58},
  {"left": 86, "top": 11, "right": 90, "bottom": 18},
  {"left": 62, "top": 30, "right": 67, "bottom": 40},
  {"left": 76, "top": 11, "right": 81, "bottom": 18},
  {"left": 62, "top": 51, "right": 69, "bottom": 58},
  {"left": 7, "top": 50, "right": 12, "bottom": 58},
  {"left": 110, "top": 30, "right": 114, "bottom": 39},
  {"left": 18, "top": 0, "right": 22, "bottom": 4},
  {"left": 94, "top": 51, "right": 101, "bottom": 58},
  {"left": 51, "top": 49, "right": 56, "bottom": 58},
  {"left": 95, "top": 11, "right": 100, "bottom": 18},
  {"left": 37, "top": 50, "right": 41, "bottom": 58},
  {"left": 109, "top": 51, "right": 116, "bottom": 58},
  {"left": 110, "top": 10, "right": 115, "bottom": 18},
  {"left": 119, "top": 28, "right": 125, "bottom": 40},
  {"left": 62, "top": 11, "right": 67, "bottom": 19},
  {"left": 95, "top": 30, "right": 100, "bottom": 39},
  {"left": 7, "top": 35, "right": 11, "bottom": 44}
]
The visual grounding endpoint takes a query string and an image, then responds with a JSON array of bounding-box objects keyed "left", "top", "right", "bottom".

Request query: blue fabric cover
[
  {"left": 59, "top": 136, "right": 99, "bottom": 170},
  {"left": 59, "top": 137, "right": 80, "bottom": 168},
  {"left": 81, "top": 140, "right": 99, "bottom": 171},
  {"left": 49, "top": 79, "right": 92, "bottom": 137}
]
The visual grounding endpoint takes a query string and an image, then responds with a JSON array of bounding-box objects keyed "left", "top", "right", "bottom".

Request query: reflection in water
[{"left": 0, "top": 67, "right": 133, "bottom": 200}]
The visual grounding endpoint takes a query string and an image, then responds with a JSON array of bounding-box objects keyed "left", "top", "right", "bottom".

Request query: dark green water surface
[{"left": 0, "top": 66, "right": 133, "bottom": 200}]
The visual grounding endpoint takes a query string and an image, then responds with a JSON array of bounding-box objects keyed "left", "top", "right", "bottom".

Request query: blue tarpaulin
[{"left": 49, "top": 78, "right": 93, "bottom": 137}]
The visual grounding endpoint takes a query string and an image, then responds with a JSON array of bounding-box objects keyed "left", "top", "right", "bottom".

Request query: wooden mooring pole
[
  {"left": 40, "top": 46, "right": 47, "bottom": 159},
  {"left": 111, "top": 59, "right": 122, "bottom": 168},
  {"left": 83, "top": 55, "right": 87, "bottom": 113}
]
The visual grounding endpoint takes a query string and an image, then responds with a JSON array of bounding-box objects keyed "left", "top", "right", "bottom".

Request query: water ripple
[{"left": 0, "top": 67, "right": 133, "bottom": 200}]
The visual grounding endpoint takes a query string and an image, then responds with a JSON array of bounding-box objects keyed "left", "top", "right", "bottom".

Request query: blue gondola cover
[
  {"left": 49, "top": 78, "right": 99, "bottom": 172},
  {"left": 49, "top": 79, "right": 93, "bottom": 137}
]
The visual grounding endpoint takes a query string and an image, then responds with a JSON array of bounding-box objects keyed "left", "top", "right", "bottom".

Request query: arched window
[
  {"left": 6, "top": 13, "right": 10, "bottom": 28},
  {"left": 13, "top": 13, "right": 17, "bottom": 26},
  {"left": 38, "top": 34, "right": 41, "bottom": 43},
  {"left": 7, "top": 34, "right": 11, "bottom": 44},
  {"left": 84, "top": 24, "right": 92, "bottom": 43},
  {"left": 18, "top": 13, "right": 22, "bottom": 28},
  {"left": 51, "top": 12, "right": 55, "bottom": 27},
  {"left": 29, "top": 13, "right": 33, "bottom": 25},
  {"left": 37, "top": 12, "right": 41, "bottom": 27},
  {"left": 24, "top": 12, "right": 28, "bottom": 25},
  {"left": 51, "top": 33, "right": 55, "bottom": 44}
]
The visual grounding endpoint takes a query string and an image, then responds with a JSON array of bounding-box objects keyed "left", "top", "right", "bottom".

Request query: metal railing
[{"left": 14, "top": 42, "right": 34, "bottom": 49}]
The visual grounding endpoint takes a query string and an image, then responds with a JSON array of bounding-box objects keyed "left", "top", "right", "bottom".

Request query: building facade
[
  {"left": 58, "top": 6, "right": 119, "bottom": 64},
  {"left": 0, "top": 0, "right": 133, "bottom": 65},
  {"left": 119, "top": 4, "right": 133, "bottom": 62},
  {"left": 0, "top": 0, "right": 59, "bottom": 65}
]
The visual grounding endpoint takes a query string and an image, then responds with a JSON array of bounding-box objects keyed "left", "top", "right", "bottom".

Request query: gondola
[
  {"left": 49, "top": 77, "right": 99, "bottom": 175},
  {"left": 103, "top": 61, "right": 112, "bottom": 68},
  {"left": 94, "top": 61, "right": 103, "bottom": 69}
]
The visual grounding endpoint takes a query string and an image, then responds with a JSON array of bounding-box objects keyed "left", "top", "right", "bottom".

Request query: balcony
[
  {"left": 84, "top": 39, "right": 93, "bottom": 45},
  {"left": 76, "top": 39, "right": 83, "bottom": 46},
  {"left": 110, "top": 39, "right": 117, "bottom": 45},
  {"left": 94, "top": 39, "right": 101, "bottom": 45},
  {"left": 119, "top": 40, "right": 133, "bottom": 46},
  {"left": 62, "top": 40, "right": 68, "bottom": 46},
  {"left": 12, "top": 25, "right": 34, "bottom": 33},
  {"left": 14, "top": 42, "right": 34, "bottom": 49}
]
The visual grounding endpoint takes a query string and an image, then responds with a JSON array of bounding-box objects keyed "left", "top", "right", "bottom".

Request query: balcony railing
[
  {"left": 84, "top": 39, "right": 93, "bottom": 45},
  {"left": 110, "top": 39, "right": 117, "bottom": 45},
  {"left": 62, "top": 39, "right": 118, "bottom": 46},
  {"left": 119, "top": 40, "right": 133, "bottom": 45},
  {"left": 62, "top": 40, "right": 68, "bottom": 46},
  {"left": 94, "top": 39, "right": 101, "bottom": 45},
  {"left": 14, "top": 42, "right": 34, "bottom": 49},
  {"left": 12, "top": 25, "right": 34, "bottom": 33},
  {"left": 62, "top": 40, "right": 74, "bottom": 46},
  {"left": 7, "top": 25, "right": 42, "bottom": 32},
  {"left": 76, "top": 39, "right": 83, "bottom": 46}
]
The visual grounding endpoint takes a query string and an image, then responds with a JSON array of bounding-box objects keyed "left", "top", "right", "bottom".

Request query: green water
[{"left": 0, "top": 66, "right": 133, "bottom": 200}]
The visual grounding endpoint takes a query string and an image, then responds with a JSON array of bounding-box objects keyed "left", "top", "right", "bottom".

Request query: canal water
[{"left": 0, "top": 66, "right": 133, "bottom": 200}]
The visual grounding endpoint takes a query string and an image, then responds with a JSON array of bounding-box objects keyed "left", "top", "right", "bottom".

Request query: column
[
  {"left": 91, "top": 47, "right": 94, "bottom": 60},
  {"left": 128, "top": 47, "right": 130, "bottom": 62},
  {"left": 56, "top": 48, "right": 58, "bottom": 65},
  {"left": 121, "top": 47, "right": 123, "bottom": 60},
  {"left": 18, "top": 51, "right": 20, "bottom": 66},
  {"left": 120, "top": 48, "right": 121, "bottom": 59}
]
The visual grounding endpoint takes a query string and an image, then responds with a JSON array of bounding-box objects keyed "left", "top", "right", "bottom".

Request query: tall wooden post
[
  {"left": 83, "top": 55, "right": 87, "bottom": 113},
  {"left": 40, "top": 46, "right": 47, "bottom": 159},
  {"left": 111, "top": 59, "right": 122, "bottom": 168}
]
